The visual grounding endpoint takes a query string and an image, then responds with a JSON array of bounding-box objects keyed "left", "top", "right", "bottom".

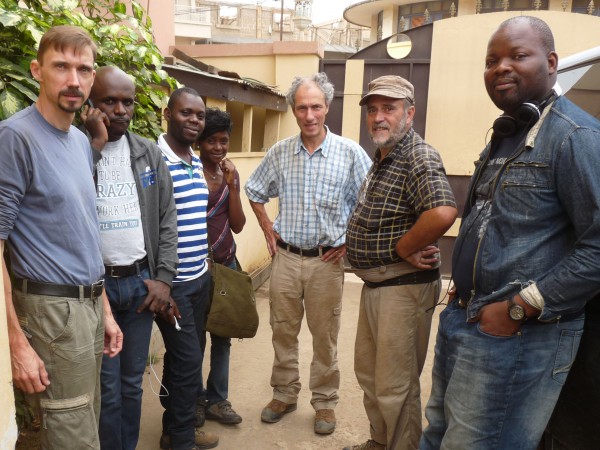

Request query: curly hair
[
  {"left": 198, "top": 108, "right": 233, "bottom": 141},
  {"left": 285, "top": 72, "right": 335, "bottom": 108}
]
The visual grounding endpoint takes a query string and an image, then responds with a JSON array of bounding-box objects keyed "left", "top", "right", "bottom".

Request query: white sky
[{"left": 219, "top": 0, "right": 354, "bottom": 24}]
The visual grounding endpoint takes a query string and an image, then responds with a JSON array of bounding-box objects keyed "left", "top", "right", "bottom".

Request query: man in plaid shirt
[
  {"left": 345, "top": 75, "right": 457, "bottom": 450},
  {"left": 245, "top": 72, "right": 371, "bottom": 435}
]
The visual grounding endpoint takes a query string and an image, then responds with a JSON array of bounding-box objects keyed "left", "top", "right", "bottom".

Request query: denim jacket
[{"left": 455, "top": 96, "right": 600, "bottom": 322}]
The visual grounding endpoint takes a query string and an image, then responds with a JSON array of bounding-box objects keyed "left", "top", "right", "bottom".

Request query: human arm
[
  {"left": 395, "top": 206, "right": 458, "bottom": 269},
  {"left": 136, "top": 146, "right": 179, "bottom": 323},
  {"left": 3, "top": 240, "right": 50, "bottom": 393},
  {"left": 249, "top": 201, "right": 279, "bottom": 257},
  {"left": 245, "top": 149, "right": 280, "bottom": 255},
  {"left": 221, "top": 160, "right": 246, "bottom": 233},
  {"left": 473, "top": 126, "right": 600, "bottom": 332}
]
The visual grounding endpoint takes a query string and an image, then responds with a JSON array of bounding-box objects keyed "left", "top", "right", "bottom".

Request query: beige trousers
[
  {"left": 268, "top": 249, "right": 344, "bottom": 410},
  {"left": 354, "top": 279, "right": 440, "bottom": 450}
]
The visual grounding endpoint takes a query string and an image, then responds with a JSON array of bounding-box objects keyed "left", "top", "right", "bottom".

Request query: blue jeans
[
  {"left": 157, "top": 271, "right": 211, "bottom": 450},
  {"left": 420, "top": 301, "right": 584, "bottom": 450},
  {"left": 204, "top": 333, "right": 231, "bottom": 405},
  {"left": 99, "top": 268, "right": 153, "bottom": 450}
]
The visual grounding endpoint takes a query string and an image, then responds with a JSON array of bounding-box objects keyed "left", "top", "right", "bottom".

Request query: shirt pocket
[
  {"left": 501, "top": 160, "right": 552, "bottom": 190},
  {"left": 315, "top": 174, "right": 341, "bottom": 211}
]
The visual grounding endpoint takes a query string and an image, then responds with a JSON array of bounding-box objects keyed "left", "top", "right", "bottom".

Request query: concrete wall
[
  {"left": 426, "top": 11, "right": 600, "bottom": 177},
  {"left": 174, "top": 42, "right": 322, "bottom": 274},
  {"left": 140, "top": 0, "right": 175, "bottom": 56},
  {"left": 1, "top": 259, "right": 18, "bottom": 449}
]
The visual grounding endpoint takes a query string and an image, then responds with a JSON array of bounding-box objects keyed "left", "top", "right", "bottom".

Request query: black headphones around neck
[{"left": 492, "top": 91, "right": 557, "bottom": 138}]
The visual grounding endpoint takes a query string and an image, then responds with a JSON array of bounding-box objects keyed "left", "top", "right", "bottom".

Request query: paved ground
[{"left": 137, "top": 273, "right": 445, "bottom": 450}]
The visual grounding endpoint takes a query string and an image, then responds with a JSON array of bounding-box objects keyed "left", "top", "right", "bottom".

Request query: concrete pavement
[{"left": 137, "top": 273, "right": 444, "bottom": 450}]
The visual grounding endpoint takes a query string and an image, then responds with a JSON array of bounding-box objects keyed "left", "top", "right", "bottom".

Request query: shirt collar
[
  {"left": 295, "top": 125, "right": 331, "bottom": 157},
  {"left": 157, "top": 133, "right": 196, "bottom": 164}
]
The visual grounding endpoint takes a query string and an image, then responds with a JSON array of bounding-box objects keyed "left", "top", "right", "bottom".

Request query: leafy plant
[{"left": 0, "top": 0, "right": 177, "bottom": 139}]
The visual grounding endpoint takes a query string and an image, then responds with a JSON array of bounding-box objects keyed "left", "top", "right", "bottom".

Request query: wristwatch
[{"left": 507, "top": 297, "right": 526, "bottom": 322}]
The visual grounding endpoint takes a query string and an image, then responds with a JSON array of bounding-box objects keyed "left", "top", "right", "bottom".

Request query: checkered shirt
[
  {"left": 245, "top": 127, "right": 372, "bottom": 248},
  {"left": 346, "top": 128, "right": 456, "bottom": 269}
]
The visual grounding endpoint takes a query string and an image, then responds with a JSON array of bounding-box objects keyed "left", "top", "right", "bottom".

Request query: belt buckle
[
  {"left": 108, "top": 266, "right": 121, "bottom": 278},
  {"left": 92, "top": 279, "right": 105, "bottom": 298}
]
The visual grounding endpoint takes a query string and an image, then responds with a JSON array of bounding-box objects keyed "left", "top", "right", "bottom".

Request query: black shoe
[{"left": 195, "top": 401, "right": 206, "bottom": 428}]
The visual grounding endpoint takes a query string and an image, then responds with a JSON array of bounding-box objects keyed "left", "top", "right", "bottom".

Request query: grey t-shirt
[{"left": 0, "top": 105, "right": 104, "bottom": 285}]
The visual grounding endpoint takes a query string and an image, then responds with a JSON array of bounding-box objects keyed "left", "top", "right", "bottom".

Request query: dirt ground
[{"left": 136, "top": 273, "right": 444, "bottom": 450}]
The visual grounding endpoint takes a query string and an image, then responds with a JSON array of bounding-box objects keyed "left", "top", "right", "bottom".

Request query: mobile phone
[{"left": 86, "top": 98, "right": 94, "bottom": 108}]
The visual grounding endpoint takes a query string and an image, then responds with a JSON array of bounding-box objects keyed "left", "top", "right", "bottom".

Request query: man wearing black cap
[{"left": 345, "top": 75, "right": 457, "bottom": 450}]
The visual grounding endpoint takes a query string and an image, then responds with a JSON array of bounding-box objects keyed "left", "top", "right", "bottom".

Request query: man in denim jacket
[{"left": 420, "top": 16, "right": 600, "bottom": 450}]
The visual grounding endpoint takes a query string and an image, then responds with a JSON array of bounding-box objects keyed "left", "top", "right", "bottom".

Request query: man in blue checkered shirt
[{"left": 245, "top": 72, "right": 371, "bottom": 435}]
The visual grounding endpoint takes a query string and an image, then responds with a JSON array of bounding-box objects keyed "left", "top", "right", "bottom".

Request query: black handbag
[{"left": 206, "top": 258, "right": 259, "bottom": 339}]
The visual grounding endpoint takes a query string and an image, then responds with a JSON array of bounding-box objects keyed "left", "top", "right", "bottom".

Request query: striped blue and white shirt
[
  {"left": 158, "top": 134, "right": 208, "bottom": 282},
  {"left": 245, "top": 127, "right": 372, "bottom": 248}
]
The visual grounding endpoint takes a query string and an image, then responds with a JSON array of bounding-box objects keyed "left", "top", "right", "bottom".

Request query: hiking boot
[
  {"left": 159, "top": 429, "right": 219, "bottom": 450},
  {"left": 260, "top": 399, "right": 297, "bottom": 423},
  {"left": 342, "top": 440, "right": 386, "bottom": 450},
  {"left": 314, "top": 408, "right": 336, "bottom": 434},
  {"left": 195, "top": 401, "right": 206, "bottom": 428},
  {"left": 206, "top": 400, "right": 242, "bottom": 425}
]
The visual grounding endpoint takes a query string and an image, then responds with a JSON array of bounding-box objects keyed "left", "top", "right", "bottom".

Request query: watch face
[{"left": 509, "top": 304, "right": 526, "bottom": 321}]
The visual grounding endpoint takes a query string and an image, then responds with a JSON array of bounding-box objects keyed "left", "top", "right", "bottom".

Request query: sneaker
[
  {"left": 206, "top": 400, "right": 242, "bottom": 425},
  {"left": 342, "top": 440, "right": 386, "bottom": 450},
  {"left": 159, "top": 430, "right": 219, "bottom": 450},
  {"left": 314, "top": 408, "right": 336, "bottom": 434},
  {"left": 260, "top": 399, "right": 297, "bottom": 423},
  {"left": 195, "top": 401, "right": 206, "bottom": 428}
]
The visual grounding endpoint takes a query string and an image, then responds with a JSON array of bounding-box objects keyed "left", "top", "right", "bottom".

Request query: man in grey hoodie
[{"left": 83, "top": 66, "right": 178, "bottom": 450}]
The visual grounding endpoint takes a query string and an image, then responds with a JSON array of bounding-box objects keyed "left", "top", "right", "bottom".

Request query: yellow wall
[
  {"left": 226, "top": 153, "right": 279, "bottom": 274},
  {"left": 0, "top": 259, "right": 18, "bottom": 449},
  {"left": 185, "top": 45, "right": 321, "bottom": 273},
  {"left": 342, "top": 59, "right": 365, "bottom": 143},
  {"left": 426, "top": 11, "right": 600, "bottom": 176}
]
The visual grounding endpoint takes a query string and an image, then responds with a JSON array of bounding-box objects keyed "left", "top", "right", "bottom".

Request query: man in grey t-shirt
[{"left": 0, "top": 26, "right": 122, "bottom": 449}]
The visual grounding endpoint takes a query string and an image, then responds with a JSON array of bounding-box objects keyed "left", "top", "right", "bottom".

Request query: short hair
[
  {"left": 497, "top": 16, "right": 555, "bottom": 53},
  {"left": 37, "top": 25, "right": 97, "bottom": 64},
  {"left": 198, "top": 108, "right": 232, "bottom": 141},
  {"left": 286, "top": 72, "right": 334, "bottom": 108},
  {"left": 167, "top": 86, "right": 201, "bottom": 109}
]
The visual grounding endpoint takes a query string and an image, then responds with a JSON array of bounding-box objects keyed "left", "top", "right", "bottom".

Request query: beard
[
  {"left": 58, "top": 89, "right": 85, "bottom": 113},
  {"left": 369, "top": 112, "right": 409, "bottom": 149}
]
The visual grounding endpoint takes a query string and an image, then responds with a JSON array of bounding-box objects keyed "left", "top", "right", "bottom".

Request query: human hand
[
  {"left": 10, "top": 340, "right": 50, "bottom": 393},
  {"left": 103, "top": 312, "right": 123, "bottom": 357},
  {"left": 139, "top": 279, "right": 180, "bottom": 325},
  {"left": 321, "top": 244, "right": 346, "bottom": 264},
  {"left": 261, "top": 222, "right": 280, "bottom": 257},
  {"left": 403, "top": 245, "right": 439, "bottom": 269},
  {"left": 220, "top": 158, "right": 237, "bottom": 186},
  {"left": 81, "top": 103, "right": 110, "bottom": 151},
  {"left": 471, "top": 300, "right": 522, "bottom": 337}
]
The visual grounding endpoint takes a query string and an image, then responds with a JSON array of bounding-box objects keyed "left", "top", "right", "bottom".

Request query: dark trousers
[
  {"left": 156, "top": 271, "right": 211, "bottom": 450},
  {"left": 545, "top": 301, "right": 600, "bottom": 450}
]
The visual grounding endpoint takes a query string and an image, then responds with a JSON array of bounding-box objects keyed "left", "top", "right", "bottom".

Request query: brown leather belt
[
  {"left": 277, "top": 239, "right": 332, "bottom": 258},
  {"left": 105, "top": 256, "right": 149, "bottom": 278},
  {"left": 14, "top": 278, "right": 104, "bottom": 299}
]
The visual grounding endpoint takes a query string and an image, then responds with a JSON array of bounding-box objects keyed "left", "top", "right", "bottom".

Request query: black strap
[{"left": 364, "top": 269, "right": 440, "bottom": 288}]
